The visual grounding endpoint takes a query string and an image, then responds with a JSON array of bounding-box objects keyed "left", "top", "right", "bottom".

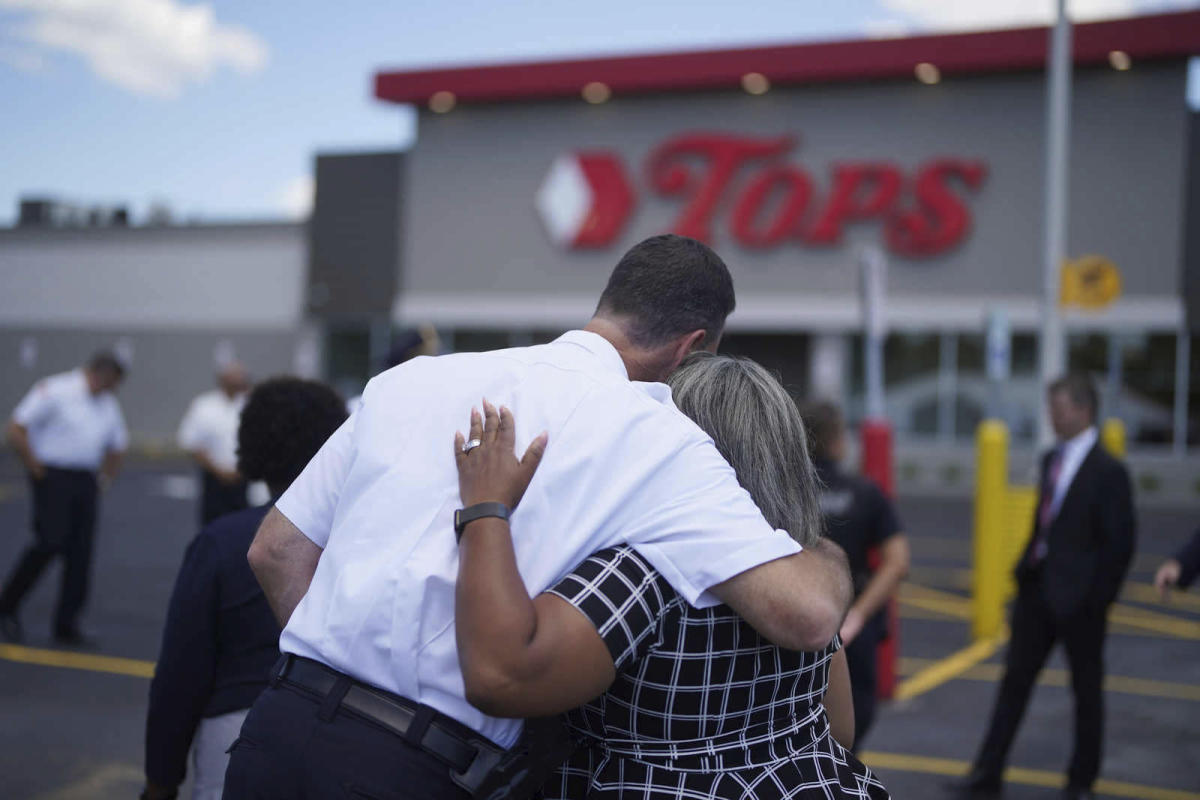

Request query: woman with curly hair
[{"left": 142, "top": 377, "right": 347, "bottom": 800}]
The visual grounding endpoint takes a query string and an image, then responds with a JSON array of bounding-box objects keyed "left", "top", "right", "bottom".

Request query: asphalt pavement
[{"left": 0, "top": 457, "right": 1196, "bottom": 800}]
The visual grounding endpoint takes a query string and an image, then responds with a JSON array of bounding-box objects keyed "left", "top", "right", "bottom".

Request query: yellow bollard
[
  {"left": 972, "top": 420, "right": 1009, "bottom": 641},
  {"left": 1101, "top": 417, "right": 1126, "bottom": 458}
]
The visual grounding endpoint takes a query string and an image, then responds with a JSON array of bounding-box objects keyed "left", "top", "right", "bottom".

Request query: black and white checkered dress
[{"left": 539, "top": 546, "right": 890, "bottom": 799}]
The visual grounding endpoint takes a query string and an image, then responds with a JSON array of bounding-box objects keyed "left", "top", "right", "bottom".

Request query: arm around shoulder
[{"left": 711, "top": 537, "right": 853, "bottom": 652}]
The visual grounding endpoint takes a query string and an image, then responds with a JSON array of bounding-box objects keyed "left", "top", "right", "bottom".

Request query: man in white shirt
[
  {"left": 225, "top": 235, "right": 852, "bottom": 799},
  {"left": 0, "top": 351, "right": 129, "bottom": 646},
  {"left": 949, "top": 373, "right": 1135, "bottom": 800},
  {"left": 178, "top": 362, "right": 252, "bottom": 526}
]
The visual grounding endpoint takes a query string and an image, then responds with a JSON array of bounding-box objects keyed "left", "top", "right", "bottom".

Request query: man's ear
[{"left": 666, "top": 329, "right": 709, "bottom": 374}]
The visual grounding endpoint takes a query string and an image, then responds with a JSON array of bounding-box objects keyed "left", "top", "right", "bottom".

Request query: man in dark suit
[{"left": 948, "top": 373, "right": 1135, "bottom": 800}]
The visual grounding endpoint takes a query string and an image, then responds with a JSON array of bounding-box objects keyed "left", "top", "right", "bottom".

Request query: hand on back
[{"left": 453, "top": 399, "right": 548, "bottom": 510}]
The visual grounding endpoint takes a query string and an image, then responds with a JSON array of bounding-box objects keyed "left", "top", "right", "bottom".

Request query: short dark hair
[
  {"left": 800, "top": 400, "right": 844, "bottom": 462},
  {"left": 1049, "top": 372, "right": 1098, "bottom": 420},
  {"left": 237, "top": 377, "right": 348, "bottom": 490},
  {"left": 595, "top": 234, "right": 735, "bottom": 347},
  {"left": 87, "top": 350, "right": 126, "bottom": 380}
]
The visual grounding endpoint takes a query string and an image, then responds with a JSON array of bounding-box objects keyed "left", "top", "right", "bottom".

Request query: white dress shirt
[
  {"left": 177, "top": 389, "right": 246, "bottom": 472},
  {"left": 1048, "top": 426, "right": 1098, "bottom": 519},
  {"left": 275, "top": 330, "right": 801, "bottom": 747},
  {"left": 12, "top": 369, "right": 128, "bottom": 471}
]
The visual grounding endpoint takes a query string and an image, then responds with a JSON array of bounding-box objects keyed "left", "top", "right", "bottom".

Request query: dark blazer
[{"left": 1015, "top": 441, "right": 1136, "bottom": 620}]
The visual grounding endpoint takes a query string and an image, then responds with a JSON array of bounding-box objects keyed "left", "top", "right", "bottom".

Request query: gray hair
[{"left": 667, "top": 352, "right": 824, "bottom": 547}]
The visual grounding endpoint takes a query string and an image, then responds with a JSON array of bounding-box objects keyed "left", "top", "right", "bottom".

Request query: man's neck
[{"left": 582, "top": 318, "right": 664, "bottom": 383}]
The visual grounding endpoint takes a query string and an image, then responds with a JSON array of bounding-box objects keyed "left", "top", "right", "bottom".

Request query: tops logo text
[{"left": 536, "top": 133, "right": 987, "bottom": 257}]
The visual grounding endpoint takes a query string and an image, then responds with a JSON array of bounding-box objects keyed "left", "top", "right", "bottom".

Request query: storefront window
[
  {"left": 883, "top": 333, "right": 941, "bottom": 437},
  {"left": 1119, "top": 333, "right": 1178, "bottom": 446},
  {"left": 720, "top": 334, "right": 810, "bottom": 398}
]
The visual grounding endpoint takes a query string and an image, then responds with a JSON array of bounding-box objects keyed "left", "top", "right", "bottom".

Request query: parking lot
[{"left": 0, "top": 458, "right": 1196, "bottom": 799}]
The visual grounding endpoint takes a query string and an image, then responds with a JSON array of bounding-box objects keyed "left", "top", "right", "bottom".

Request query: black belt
[{"left": 272, "top": 654, "right": 504, "bottom": 792}]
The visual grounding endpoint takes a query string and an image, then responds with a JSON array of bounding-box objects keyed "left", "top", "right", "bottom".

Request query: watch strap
[{"left": 454, "top": 502, "right": 511, "bottom": 540}]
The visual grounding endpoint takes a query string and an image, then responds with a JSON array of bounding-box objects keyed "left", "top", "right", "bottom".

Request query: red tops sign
[{"left": 537, "top": 133, "right": 987, "bottom": 257}]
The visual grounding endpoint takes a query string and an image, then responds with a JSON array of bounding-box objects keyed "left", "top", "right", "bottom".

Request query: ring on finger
[{"left": 461, "top": 438, "right": 483, "bottom": 454}]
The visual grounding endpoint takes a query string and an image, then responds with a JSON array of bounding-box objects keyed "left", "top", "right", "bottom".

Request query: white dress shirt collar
[
  {"left": 1049, "top": 425, "right": 1098, "bottom": 516},
  {"left": 1056, "top": 425, "right": 1098, "bottom": 462},
  {"left": 554, "top": 330, "right": 628, "bottom": 380}
]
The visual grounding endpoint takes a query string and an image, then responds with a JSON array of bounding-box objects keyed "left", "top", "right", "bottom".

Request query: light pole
[{"left": 1038, "top": 0, "right": 1073, "bottom": 447}]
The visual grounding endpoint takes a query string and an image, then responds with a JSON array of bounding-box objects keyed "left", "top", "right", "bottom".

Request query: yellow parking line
[
  {"left": 898, "top": 658, "right": 1200, "bottom": 702},
  {"left": 0, "top": 643, "right": 155, "bottom": 678},
  {"left": 861, "top": 751, "right": 1200, "bottom": 800},
  {"left": 1109, "top": 605, "right": 1200, "bottom": 639},
  {"left": 893, "top": 635, "right": 1005, "bottom": 701},
  {"left": 1121, "top": 582, "right": 1200, "bottom": 613},
  {"left": 33, "top": 762, "right": 143, "bottom": 800},
  {"left": 899, "top": 583, "right": 973, "bottom": 619}
]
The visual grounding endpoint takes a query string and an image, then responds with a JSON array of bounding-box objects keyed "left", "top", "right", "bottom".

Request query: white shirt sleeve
[
  {"left": 177, "top": 396, "right": 207, "bottom": 452},
  {"left": 625, "top": 434, "right": 802, "bottom": 609},
  {"left": 274, "top": 414, "right": 357, "bottom": 548},
  {"left": 12, "top": 380, "right": 55, "bottom": 429}
]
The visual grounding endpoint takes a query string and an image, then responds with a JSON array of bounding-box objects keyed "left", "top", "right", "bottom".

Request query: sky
[{"left": 0, "top": 0, "right": 1197, "bottom": 226}]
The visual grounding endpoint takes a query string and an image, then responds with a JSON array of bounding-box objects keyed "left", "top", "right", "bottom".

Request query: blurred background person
[
  {"left": 947, "top": 373, "right": 1135, "bottom": 800},
  {"left": 0, "top": 351, "right": 128, "bottom": 646},
  {"left": 801, "top": 400, "right": 910, "bottom": 751},
  {"left": 178, "top": 362, "right": 252, "bottom": 526},
  {"left": 345, "top": 325, "right": 440, "bottom": 415},
  {"left": 142, "top": 377, "right": 347, "bottom": 800},
  {"left": 1154, "top": 527, "right": 1200, "bottom": 599}
]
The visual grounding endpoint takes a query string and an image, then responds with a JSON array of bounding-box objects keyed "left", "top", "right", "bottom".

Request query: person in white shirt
[
  {"left": 224, "top": 234, "right": 853, "bottom": 800},
  {"left": 178, "top": 362, "right": 252, "bottom": 526},
  {"left": 0, "top": 351, "right": 129, "bottom": 646}
]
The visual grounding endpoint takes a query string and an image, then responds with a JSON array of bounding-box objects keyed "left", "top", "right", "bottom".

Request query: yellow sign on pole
[{"left": 1060, "top": 255, "right": 1122, "bottom": 310}]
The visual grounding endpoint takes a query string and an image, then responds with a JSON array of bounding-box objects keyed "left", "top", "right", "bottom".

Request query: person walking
[
  {"left": 142, "top": 378, "right": 347, "bottom": 800},
  {"left": 225, "top": 234, "right": 853, "bottom": 799},
  {"left": 947, "top": 373, "right": 1136, "bottom": 800},
  {"left": 0, "top": 351, "right": 128, "bottom": 646},
  {"left": 1154, "top": 527, "right": 1200, "bottom": 598},
  {"left": 801, "top": 401, "right": 910, "bottom": 751},
  {"left": 178, "top": 362, "right": 252, "bottom": 526}
]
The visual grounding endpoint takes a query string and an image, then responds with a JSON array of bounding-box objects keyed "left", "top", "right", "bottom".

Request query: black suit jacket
[{"left": 1015, "top": 441, "right": 1136, "bottom": 620}]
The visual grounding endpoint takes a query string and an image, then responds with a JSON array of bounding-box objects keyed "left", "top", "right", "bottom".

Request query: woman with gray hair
[{"left": 451, "top": 353, "right": 888, "bottom": 798}]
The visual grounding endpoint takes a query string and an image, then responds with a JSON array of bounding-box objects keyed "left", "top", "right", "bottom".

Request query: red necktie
[{"left": 1028, "top": 447, "right": 1064, "bottom": 566}]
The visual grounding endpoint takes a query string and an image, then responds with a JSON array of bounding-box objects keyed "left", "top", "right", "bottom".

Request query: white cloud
[
  {"left": 875, "top": 0, "right": 1198, "bottom": 31},
  {"left": 0, "top": 0, "right": 267, "bottom": 98},
  {"left": 278, "top": 175, "right": 314, "bottom": 219},
  {"left": 0, "top": 43, "right": 46, "bottom": 72}
]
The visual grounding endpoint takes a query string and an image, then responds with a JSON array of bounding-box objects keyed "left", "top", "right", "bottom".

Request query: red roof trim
[{"left": 374, "top": 10, "right": 1200, "bottom": 106}]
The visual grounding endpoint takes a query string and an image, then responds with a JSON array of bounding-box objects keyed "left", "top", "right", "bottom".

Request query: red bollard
[{"left": 860, "top": 419, "right": 898, "bottom": 701}]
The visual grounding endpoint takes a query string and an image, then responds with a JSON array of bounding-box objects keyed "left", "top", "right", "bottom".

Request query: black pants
[
  {"left": 223, "top": 681, "right": 473, "bottom": 800},
  {"left": 200, "top": 471, "right": 248, "bottom": 527},
  {"left": 973, "top": 578, "right": 1108, "bottom": 790},
  {"left": 0, "top": 468, "right": 98, "bottom": 634},
  {"left": 844, "top": 624, "right": 880, "bottom": 752}
]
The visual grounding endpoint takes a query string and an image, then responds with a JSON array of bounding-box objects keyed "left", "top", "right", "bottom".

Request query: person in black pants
[
  {"left": 0, "top": 352, "right": 128, "bottom": 646},
  {"left": 947, "top": 373, "right": 1136, "bottom": 800},
  {"left": 801, "top": 401, "right": 910, "bottom": 750},
  {"left": 141, "top": 377, "right": 347, "bottom": 800},
  {"left": 1154, "top": 528, "right": 1200, "bottom": 598}
]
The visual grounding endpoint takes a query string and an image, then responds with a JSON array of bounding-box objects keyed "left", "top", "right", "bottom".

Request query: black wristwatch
[{"left": 454, "top": 502, "right": 511, "bottom": 541}]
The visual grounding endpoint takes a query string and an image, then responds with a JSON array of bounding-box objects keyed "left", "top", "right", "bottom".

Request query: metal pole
[
  {"left": 1038, "top": 0, "right": 1072, "bottom": 448},
  {"left": 938, "top": 332, "right": 958, "bottom": 442},
  {"left": 1174, "top": 325, "right": 1190, "bottom": 458}
]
